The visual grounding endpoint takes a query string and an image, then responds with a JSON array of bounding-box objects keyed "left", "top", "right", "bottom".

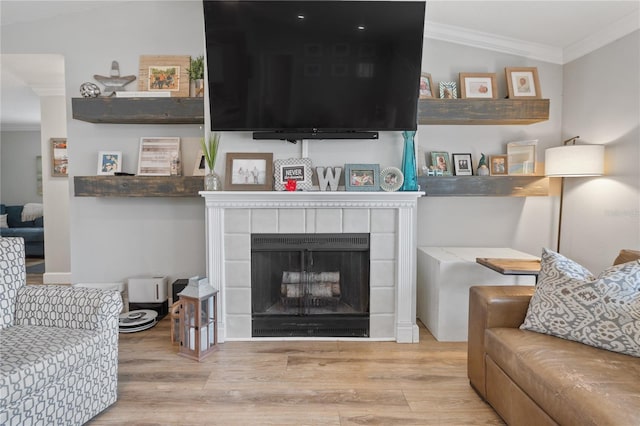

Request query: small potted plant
[
  {"left": 188, "top": 55, "right": 205, "bottom": 97},
  {"left": 201, "top": 132, "right": 221, "bottom": 190}
]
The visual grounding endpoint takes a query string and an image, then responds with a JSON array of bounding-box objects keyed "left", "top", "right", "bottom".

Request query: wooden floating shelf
[
  {"left": 73, "top": 175, "right": 548, "bottom": 198},
  {"left": 418, "top": 175, "right": 549, "bottom": 197},
  {"left": 74, "top": 176, "right": 204, "bottom": 197},
  {"left": 71, "top": 97, "right": 204, "bottom": 124},
  {"left": 417, "top": 98, "right": 550, "bottom": 125}
]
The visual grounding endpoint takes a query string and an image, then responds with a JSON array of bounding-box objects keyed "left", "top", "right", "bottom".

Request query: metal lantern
[{"left": 178, "top": 277, "right": 218, "bottom": 361}]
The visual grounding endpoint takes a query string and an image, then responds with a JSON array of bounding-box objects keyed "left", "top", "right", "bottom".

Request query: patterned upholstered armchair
[{"left": 0, "top": 237, "right": 122, "bottom": 425}]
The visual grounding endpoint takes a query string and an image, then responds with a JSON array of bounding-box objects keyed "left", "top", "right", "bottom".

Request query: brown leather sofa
[{"left": 467, "top": 250, "right": 640, "bottom": 426}]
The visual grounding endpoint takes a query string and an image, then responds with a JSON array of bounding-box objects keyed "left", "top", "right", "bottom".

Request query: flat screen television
[{"left": 203, "top": 0, "right": 426, "bottom": 140}]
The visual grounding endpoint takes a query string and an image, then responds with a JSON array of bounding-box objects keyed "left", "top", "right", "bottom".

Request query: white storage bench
[{"left": 417, "top": 247, "right": 538, "bottom": 341}]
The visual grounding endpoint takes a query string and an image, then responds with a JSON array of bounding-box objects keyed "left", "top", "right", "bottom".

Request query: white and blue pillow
[{"left": 521, "top": 248, "right": 640, "bottom": 357}]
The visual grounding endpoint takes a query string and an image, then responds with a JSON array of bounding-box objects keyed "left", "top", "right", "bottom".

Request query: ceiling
[
  {"left": 427, "top": 1, "right": 639, "bottom": 48},
  {"left": 1, "top": 1, "right": 639, "bottom": 130}
]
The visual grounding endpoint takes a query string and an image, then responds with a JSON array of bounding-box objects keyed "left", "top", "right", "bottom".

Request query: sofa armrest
[
  {"left": 467, "top": 285, "right": 535, "bottom": 399},
  {"left": 14, "top": 285, "right": 122, "bottom": 332}
]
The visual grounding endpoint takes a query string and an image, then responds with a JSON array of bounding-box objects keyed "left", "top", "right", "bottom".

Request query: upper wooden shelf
[
  {"left": 418, "top": 175, "right": 549, "bottom": 197},
  {"left": 74, "top": 176, "right": 203, "bottom": 197},
  {"left": 71, "top": 97, "right": 204, "bottom": 124},
  {"left": 417, "top": 98, "right": 550, "bottom": 125}
]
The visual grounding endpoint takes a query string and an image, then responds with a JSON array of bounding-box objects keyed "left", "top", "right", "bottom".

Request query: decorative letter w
[{"left": 316, "top": 167, "right": 342, "bottom": 191}]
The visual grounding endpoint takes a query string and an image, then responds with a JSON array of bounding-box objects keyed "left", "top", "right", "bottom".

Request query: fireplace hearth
[{"left": 251, "top": 233, "right": 370, "bottom": 337}]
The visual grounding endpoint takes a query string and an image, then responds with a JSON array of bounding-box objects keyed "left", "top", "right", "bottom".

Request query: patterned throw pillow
[{"left": 521, "top": 248, "right": 640, "bottom": 357}]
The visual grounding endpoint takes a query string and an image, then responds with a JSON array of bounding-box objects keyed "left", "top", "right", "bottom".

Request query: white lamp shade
[{"left": 545, "top": 145, "right": 604, "bottom": 177}]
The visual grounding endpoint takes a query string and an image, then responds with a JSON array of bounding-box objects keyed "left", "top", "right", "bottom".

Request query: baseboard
[{"left": 43, "top": 272, "right": 71, "bottom": 284}]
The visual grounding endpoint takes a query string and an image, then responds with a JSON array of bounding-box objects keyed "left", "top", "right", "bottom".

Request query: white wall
[
  {"left": 40, "top": 95, "right": 71, "bottom": 283},
  {"left": 0, "top": 130, "right": 43, "bottom": 205},
  {"left": 415, "top": 39, "right": 562, "bottom": 255},
  {"left": 2, "top": 1, "right": 207, "bottom": 285},
  {"left": 561, "top": 31, "right": 640, "bottom": 272},
  {"left": 3, "top": 1, "right": 636, "bottom": 283}
]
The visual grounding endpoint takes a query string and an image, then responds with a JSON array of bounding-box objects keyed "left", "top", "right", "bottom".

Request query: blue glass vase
[{"left": 401, "top": 130, "right": 418, "bottom": 191}]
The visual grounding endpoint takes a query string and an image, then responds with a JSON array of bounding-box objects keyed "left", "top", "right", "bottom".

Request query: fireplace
[
  {"left": 251, "top": 233, "right": 370, "bottom": 337},
  {"left": 201, "top": 191, "right": 422, "bottom": 343}
]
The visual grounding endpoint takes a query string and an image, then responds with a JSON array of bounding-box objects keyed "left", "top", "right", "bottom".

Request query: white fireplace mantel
[{"left": 201, "top": 190, "right": 424, "bottom": 343}]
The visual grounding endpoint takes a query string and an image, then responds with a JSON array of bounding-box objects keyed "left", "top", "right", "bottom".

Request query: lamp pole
[{"left": 556, "top": 175, "right": 565, "bottom": 253}]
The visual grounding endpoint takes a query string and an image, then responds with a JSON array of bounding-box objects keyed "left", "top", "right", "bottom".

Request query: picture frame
[
  {"left": 439, "top": 81, "right": 457, "bottom": 99},
  {"left": 193, "top": 150, "right": 206, "bottom": 176},
  {"left": 505, "top": 67, "right": 541, "bottom": 99},
  {"left": 138, "top": 55, "right": 190, "bottom": 97},
  {"left": 225, "top": 152, "right": 273, "bottom": 191},
  {"left": 452, "top": 153, "right": 473, "bottom": 176},
  {"left": 97, "top": 151, "right": 122, "bottom": 175},
  {"left": 51, "top": 138, "right": 68, "bottom": 177},
  {"left": 419, "top": 72, "right": 435, "bottom": 99},
  {"left": 273, "top": 157, "right": 313, "bottom": 191},
  {"left": 489, "top": 155, "right": 508, "bottom": 176},
  {"left": 137, "top": 137, "right": 181, "bottom": 176},
  {"left": 380, "top": 167, "right": 404, "bottom": 192},
  {"left": 507, "top": 140, "right": 538, "bottom": 175},
  {"left": 459, "top": 73, "right": 497, "bottom": 99},
  {"left": 36, "top": 156, "right": 43, "bottom": 195},
  {"left": 345, "top": 163, "right": 380, "bottom": 191},
  {"left": 430, "top": 152, "right": 452, "bottom": 176}
]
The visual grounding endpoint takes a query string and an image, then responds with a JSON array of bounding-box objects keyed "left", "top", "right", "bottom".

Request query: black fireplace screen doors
[{"left": 251, "top": 233, "right": 370, "bottom": 337}]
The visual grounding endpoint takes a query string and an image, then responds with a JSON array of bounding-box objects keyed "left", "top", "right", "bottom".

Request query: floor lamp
[{"left": 545, "top": 136, "right": 604, "bottom": 253}]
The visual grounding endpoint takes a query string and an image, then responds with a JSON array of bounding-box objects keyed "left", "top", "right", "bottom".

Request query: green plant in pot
[
  {"left": 188, "top": 55, "right": 205, "bottom": 97},
  {"left": 201, "top": 132, "right": 222, "bottom": 191}
]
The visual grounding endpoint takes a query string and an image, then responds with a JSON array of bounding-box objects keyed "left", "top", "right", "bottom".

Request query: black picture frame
[{"left": 452, "top": 153, "right": 473, "bottom": 176}]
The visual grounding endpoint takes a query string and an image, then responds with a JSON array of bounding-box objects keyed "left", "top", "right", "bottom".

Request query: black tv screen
[{"left": 203, "top": 0, "right": 426, "bottom": 139}]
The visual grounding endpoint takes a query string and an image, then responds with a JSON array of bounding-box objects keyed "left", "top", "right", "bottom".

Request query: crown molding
[
  {"left": 425, "top": 21, "right": 564, "bottom": 64},
  {"left": 425, "top": 10, "right": 640, "bottom": 65},
  {"left": 563, "top": 11, "right": 640, "bottom": 64}
]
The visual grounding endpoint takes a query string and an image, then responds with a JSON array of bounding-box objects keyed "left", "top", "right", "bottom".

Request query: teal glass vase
[{"left": 401, "top": 130, "right": 418, "bottom": 191}]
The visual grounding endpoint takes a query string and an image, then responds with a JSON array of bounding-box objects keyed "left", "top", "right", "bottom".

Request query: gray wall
[
  {"left": 2, "top": 1, "right": 207, "bottom": 284},
  {"left": 415, "top": 39, "right": 562, "bottom": 255},
  {"left": 2, "top": 1, "right": 636, "bottom": 282},
  {"left": 561, "top": 31, "right": 640, "bottom": 272},
  {"left": 40, "top": 94, "right": 71, "bottom": 282},
  {"left": 0, "top": 130, "right": 43, "bottom": 205}
]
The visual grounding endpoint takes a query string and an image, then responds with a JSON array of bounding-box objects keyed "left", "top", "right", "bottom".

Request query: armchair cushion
[
  {"left": 521, "top": 249, "right": 640, "bottom": 357},
  {"left": 0, "top": 325, "right": 101, "bottom": 409}
]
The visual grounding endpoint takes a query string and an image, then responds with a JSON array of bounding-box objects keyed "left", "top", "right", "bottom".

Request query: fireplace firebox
[{"left": 251, "top": 233, "right": 370, "bottom": 337}]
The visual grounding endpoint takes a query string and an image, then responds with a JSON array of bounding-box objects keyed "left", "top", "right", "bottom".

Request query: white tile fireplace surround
[{"left": 201, "top": 191, "right": 423, "bottom": 343}]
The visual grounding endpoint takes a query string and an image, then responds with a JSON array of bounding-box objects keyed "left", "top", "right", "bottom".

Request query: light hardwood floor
[{"left": 89, "top": 318, "right": 503, "bottom": 425}]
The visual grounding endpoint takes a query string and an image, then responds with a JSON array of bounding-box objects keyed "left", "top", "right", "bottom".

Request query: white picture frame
[
  {"left": 439, "top": 81, "right": 457, "bottom": 99},
  {"left": 507, "top": 140, "right": 538, "bottom": 175},
  {"left": 137, "top": 137, "right": 181, "bottom": 176},
  {"left": 97, "top": 151, "right": 123, "bottom": 175}
]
